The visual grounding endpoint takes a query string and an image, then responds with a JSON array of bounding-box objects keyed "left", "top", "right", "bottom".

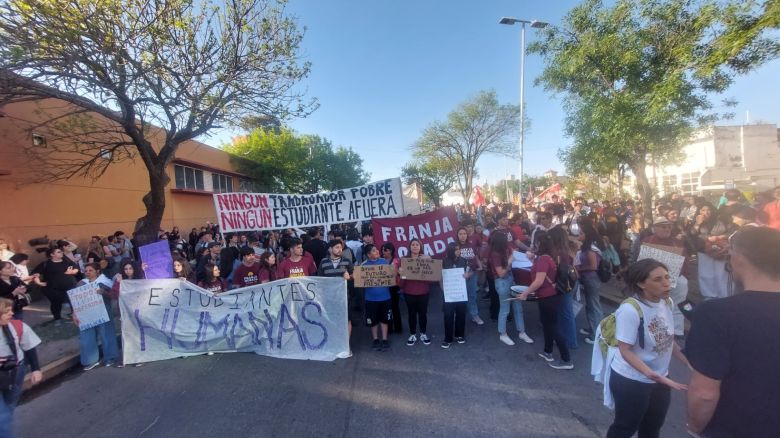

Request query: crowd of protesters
[{"left": 0, "top": 184, "right": 778, "bottom": 436}]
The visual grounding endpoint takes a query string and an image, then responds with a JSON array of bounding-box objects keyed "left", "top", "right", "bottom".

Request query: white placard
[
  {"left": 442, "top": 268, "right": 468, "bottom": 303},
  {"left": 637, "top": 245, "right": 685, "bottom": 288},
  {"left": 67, "top": 283, "right": 111, "bottom": 331},
  {"left": 511, "top": 251, "right": 533, "bottom": 269},
  {"left": 119, "top": 277, "right": 349, "bottom": 364}
]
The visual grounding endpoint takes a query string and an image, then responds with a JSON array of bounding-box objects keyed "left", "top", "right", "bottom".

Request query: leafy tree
[
  {"left": 529, "top": 0, "right": 779, "bottom": 220},
  {"left": 400, "top": 159, "right": 458, "bottom": 208},
  {"left": 225, "top": 128, "right": 370, "bottom": 193},
  {"left": 411, "top": 90, "right": 522, "bottom": 206},
  {"left": 0, "top": 0, "right": 314, "bottom": 243}
]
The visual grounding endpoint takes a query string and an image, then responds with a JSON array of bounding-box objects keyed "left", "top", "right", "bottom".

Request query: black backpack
[
  {"left": 554, "top": 255, "right": 578, "bottom": 294},
  {"left": 597, "top": 256, "right": 613, "bottom": 283},
  {"left": 543, "top": 255, "right": 578, "bottom": 295}
]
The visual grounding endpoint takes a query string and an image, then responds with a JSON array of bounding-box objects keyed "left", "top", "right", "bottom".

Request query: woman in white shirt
[{"left": 607, "top": 258, "right": 691, "bottom": 438}]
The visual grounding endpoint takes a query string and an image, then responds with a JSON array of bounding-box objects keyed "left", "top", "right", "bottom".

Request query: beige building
[
  {"left": 0, "top": 98, "right": 250, "bottom": 262},
  {"left": 648, "top": 124, "right": 780, "bottom": 196}
]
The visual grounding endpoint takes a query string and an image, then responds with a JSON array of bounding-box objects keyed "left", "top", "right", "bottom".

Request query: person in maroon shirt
[
  {"left": 198, "top": 263, "right": 227, "bottom": 294},
  {"left": 516, "top": 232, "right": 572, "bottom": 370},
  {"left": 277, "top": 238, "right": 317, "bottom": 279},
  {"left": 232, "top": 246, "right": 261, "bottom": 288},
  {"left": 258, "top": 252, "right": 277, "bottom": 284},
  {"left": 398, "top": 239, "right": 434, "bottom": 346}
]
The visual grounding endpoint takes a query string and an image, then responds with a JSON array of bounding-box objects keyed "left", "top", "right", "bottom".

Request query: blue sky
[{"left": 212, "top": 0, "right": 780, "bottom": 186}]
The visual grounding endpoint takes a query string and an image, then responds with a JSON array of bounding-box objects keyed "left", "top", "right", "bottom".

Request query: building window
[
  {"left": 239, "top": 178, "right": 256, "bottom": 192},
  {"left": 680, "top": 171, "right": 700, "bottom": 195},
  {"left": 174, "top": 165, "right": 204, "bottom": 191},
  {"left": 662, "top": 175, "right": 678, "bottom": 193},
  {"left": 212, "top": 172, "right": 234, "bottom": 193}
]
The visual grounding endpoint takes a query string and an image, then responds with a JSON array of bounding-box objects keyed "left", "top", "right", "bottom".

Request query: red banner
[{"left": 372, "top": 207, "right": 459, "bottom": 258}]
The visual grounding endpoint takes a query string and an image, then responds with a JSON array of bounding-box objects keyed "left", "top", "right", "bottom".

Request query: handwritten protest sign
[
  {"left": 67, "top": 283, "right": 110, "bottom": 331},
  {"left": 442, "top": 268, "right": 468, "bottom": 303},
  {"left": 138, "top": 240, "right": 174, "bottom": 279},
  {"left": 372, "top": 207, "right": 458, "bottom": 258},
  {"left": 119, "top": 277, "right": 349, "bottom": 364},
  {"left": 400, "top": 258, "right": 442, "bottom": 282},
  {"left": 214, "top": 179, "right": 404, "bottom": 232},
  {"left": 638, "top": 244, "right": 685, "bottom": 288},
  {"left": 353, "top": 265, "right": 397, "bottom": 288}
]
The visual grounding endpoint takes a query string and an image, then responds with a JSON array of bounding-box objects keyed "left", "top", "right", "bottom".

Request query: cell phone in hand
[{"left": 678, "top": 300, "right": 695, "bottom": 321}]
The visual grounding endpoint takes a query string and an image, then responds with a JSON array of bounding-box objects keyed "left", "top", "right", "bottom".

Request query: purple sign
[{"left": 138, "top": 240, "right": 174, "bottom": 279}]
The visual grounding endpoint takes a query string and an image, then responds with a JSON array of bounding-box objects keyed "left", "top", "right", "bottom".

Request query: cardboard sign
[
  {"left": 353, "top": 264, "right": 397, "bottom": 288},
  {"left": 399, "top": 258, "right": 442, "bottom": 282},
  {"left": 442, "top": 268, "right": 468, "bottom": 303},
  {"left": 638, "top": 244, "right": 685, "bottom": 288}
]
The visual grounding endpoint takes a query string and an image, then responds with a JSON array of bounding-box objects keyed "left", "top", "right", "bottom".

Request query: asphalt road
[{"left": 17, "top": 291, "right": 691, "bottom": 438}]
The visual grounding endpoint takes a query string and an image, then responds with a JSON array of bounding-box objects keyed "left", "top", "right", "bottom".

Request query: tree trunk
[
  {"left": 134, "top": 165, "right": 170, "bottom": 245},
  {"left": 630, "top": 163, "right": 654, "bottom": 226}
]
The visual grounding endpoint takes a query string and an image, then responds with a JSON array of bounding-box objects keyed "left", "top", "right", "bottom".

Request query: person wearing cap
[{"left": 633, "top": 216, "right": 689, "bottom": 337}]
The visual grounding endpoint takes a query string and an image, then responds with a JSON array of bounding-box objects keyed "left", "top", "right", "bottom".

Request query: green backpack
[{"left": 597, "top": 297, "right": 673, "bottom": 357}]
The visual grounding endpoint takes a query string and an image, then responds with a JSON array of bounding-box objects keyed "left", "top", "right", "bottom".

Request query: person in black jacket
[
  {"left": 219, "top": 233, "right": 240, "bottom": 282},
  {"left": 304, "top": 228, "right": 329, "bottom": 269}
]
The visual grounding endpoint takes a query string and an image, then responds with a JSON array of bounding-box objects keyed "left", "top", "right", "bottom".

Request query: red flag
[{"left": 472, "top": 186, "right": 486, "bottom": 207}]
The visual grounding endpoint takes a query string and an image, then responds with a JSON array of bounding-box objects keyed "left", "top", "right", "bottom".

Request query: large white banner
[
  {"left": 213, "top": 178, "right": 404, "bottom": 232},
  {"left": 119, "top": 277, "right": 349, "bottom": 364}
]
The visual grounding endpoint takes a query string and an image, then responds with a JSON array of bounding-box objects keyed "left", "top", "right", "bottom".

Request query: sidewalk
[{"left": 20, "top": 300, "right": 117, "bottom": 391}]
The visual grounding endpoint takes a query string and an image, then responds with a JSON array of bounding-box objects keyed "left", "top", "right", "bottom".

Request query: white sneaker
[
  {"left": 336, "top": 350, "right": 353, "bottom": 359},
  {"left": 518, "top": 332, "right": 534, "bottom": 344},
  {"left": 499, "top": 334, "right": 515, "bottom": 346},
  {"left": 419, "top": 333, "right": 431, "bottom": 345},
  {"left": 471, "top": 315, "right": 485, "bottom": 326},
  {"left": 406, "top": 334, "right": 417, "bottom": 346}
]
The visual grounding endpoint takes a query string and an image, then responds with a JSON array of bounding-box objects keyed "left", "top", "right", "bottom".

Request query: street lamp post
[{"left": 499, "top": 17, "right": 548, "bottom": 208}]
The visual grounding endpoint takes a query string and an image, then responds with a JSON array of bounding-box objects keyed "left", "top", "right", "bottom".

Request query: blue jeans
[
  {"left": 580, "top": 273, "right": 603, "bottom": 335},
  {"left": 79, "top": 320, "right": 120, "bottom": 366},
  {"left": 466, "top": 274, "right": 479, "bottom": 318},
  {"left": 495, "top": 275, "right": 525, "bottom": 334},
  {"left": 0, "top": 361, "right": 26, "bottom": 438},
  {"left": 558, "top": 290, "right": 578, "bottom": 349}
]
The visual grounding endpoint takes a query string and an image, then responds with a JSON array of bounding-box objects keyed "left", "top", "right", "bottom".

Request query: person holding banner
[
  {"left": 74, "top": 263, "right": 121, "bottom": 370},
  {"left": 318, "top": 239, "right": 355, "bottom": 354},
  {"left": 198, "top": 263, "right": 227, "bottom": 294},
  {"left": 489, "top": 232, "right": 533, "bottom": 346},
  {"left": 173, "top": 256, "right": 196, "bottom": 283},
  {"left": 361, "top": 244, "right": 392, "bottom": 351},
  {"left": 232, "top": 247, "right": 262, "bottom": 288},
  {"left": 441, "top": 243, "right": 470, "bottom": 348},
  {"left": 456, "top": 227, "right": 483, "bottom": 326},
  {"left": 258, "top": 252, "right": 278, "bottom": 283},
  {"left": 399, "top": 239, "right": 433, "bottom": 346},
  {"left": 277, "top": 238, "right": 317, "bottom": 279}
]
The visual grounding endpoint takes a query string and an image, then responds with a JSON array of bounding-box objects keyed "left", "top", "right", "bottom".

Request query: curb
[
  {"left": 23, "top": 351, "right": 81, "bottom": 392},
  {"left": 22, "top": 332, "right": 123, "bottom": 392}
]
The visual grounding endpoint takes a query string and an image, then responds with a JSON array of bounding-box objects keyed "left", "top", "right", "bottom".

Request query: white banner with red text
[{"left": 213, "top": 178, "right": 404, "bottom": 232}]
